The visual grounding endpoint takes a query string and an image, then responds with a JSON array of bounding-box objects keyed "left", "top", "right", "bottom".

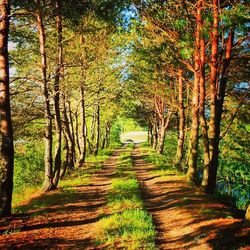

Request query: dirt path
[
  {"left": 0, "top": 149, "right": 121, "bottom": 250},
  {"left": 132, "top": 146, "right": 250, "bottom": 250}
]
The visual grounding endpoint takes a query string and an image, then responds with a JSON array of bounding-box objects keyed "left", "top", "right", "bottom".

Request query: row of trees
[
  {"left": 0, "top": 0, "right": 131, "bottom": 216},
  {"left": 125, "top": 0, "right": 249, "bottom": 194}
]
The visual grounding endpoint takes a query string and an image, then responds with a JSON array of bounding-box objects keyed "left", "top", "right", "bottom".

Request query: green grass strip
[{"left": 95, "top": 146, "right": 157, "bottom": 249}]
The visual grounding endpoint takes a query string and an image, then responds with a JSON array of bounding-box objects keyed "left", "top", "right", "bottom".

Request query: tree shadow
[{"left": 134, "top": 150, "right": 249, "bottom": 249}]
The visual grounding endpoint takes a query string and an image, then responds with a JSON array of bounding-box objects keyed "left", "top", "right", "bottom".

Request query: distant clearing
[{"left": 120, "top": 131, "right": 148, "bottom": 143}]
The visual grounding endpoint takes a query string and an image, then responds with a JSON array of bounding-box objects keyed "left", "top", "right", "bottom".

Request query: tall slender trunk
[
  {"left": 36, "top": 6, "right": 54, "bottom": 191},
  {"left": 94, "top": 103, "right": 100, "bottom": 156},
  {"left": 149, "top": 123, "right": 153, "bottom": 146},
  {"left": 0, "top": 0, "right": 14, "bottom": 216},
  {"left": 152, "top": 115, "right": 158, "bottom": 150},
  {"left": 101, "top": 122, "right": 110, "bottom": 149},
  {"left": 78, "top": 83, "right": 87, "bottom": 165},
  {"left": 200, "top": 33, "right": 210, "bottom": 187},
  {"left": 194, "top": 1, "right": 211, "bottom": 187},
  {"left": 157, "top": 110, "right": 172, "bottom": 154},
  {"left": 187, "top": 0, "right": 202, "bottom": 183},
  {"left": 176, "top": 69, "right": 185, "bottom": 169},
  {"left": 78, "top": 48, "right": 87, "bottom": 165},
  {"left": 68, "top": 100, "right": 76, "bottom": 163},
  {"left": 62, "top": 93, "right": 74, "bottom": 169},
  {"left": 75, "top": 112, "right": 81, "bottom": 155},
  {"left": 206, "top": 29, "right": 234, "bottom": 193},
  {"left": 207, "top": 0, "right": 219, "bottom": 193},
  {"left": 53, "top": 0, "right": 62, "bottom": 187}
]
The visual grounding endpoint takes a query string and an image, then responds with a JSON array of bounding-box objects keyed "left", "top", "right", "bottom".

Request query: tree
[{"left": 0, "top": 0, "right": 14, "bottom": 216}]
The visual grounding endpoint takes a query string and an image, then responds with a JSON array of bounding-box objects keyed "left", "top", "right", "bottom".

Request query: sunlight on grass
[
  {"left": 13, "top": 188, "right": 77, "bottom": 214},
  {"left": 95, "top": 147, "right": 156, "bottom": 249},
  {"left": 108, "top": 178, "right": 143, "bottom": 212},
  {"left": 139, "top": 144, "right": 181, "bottom": 177},
  {"left": 12, "top": 186, "right": 41, "bottom": 209},
  {"left": 95, "top": 209, "right": 156, "bottom": 250},
  {"left": 12, "top": 147, "right": 116, "bottom": 214}
]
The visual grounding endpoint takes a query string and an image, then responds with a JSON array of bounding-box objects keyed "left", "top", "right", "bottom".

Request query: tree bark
[
  {"left": 206, "top": 29, "right": 234, "bottom": 193},
  {"left": 101, "top": 122, "right": 110, "bottom": 149},
  {"left": 157, "top": 110, "right": 172, "bottom": 154},
  {"left": 53, "top": 0, "right": 62, "bottom": 187},
  {"left": 36, "top": 5, "right": 54, "bottom": 191},
  {"left": 78, "top": 42, "right": 87, "bottom": 166},
  {"left": 0, "top": 0, "right": 14, "bottom": 216},
  {"left": 78, "top": 83, "right": 87, "bottom": 165},
  {"left": 207, "top": 0, "right": 219, "bottom": 193},
  {"left": 94, "top": 103, "right": 100, "bottom": 156},
  {"left": 62, "top": 93, "right": 75, "bottom": 169},
  {"left": 176, "top": 69, "right": 185, "bottom": 169},
  {"left": 152, "top": 115, "right": 158, "bottom": 150},
  {"left": 187, "top": 0, "right": 202, "bottom": 183},
  {"left": 68, "top": 100, "right": 76, "bottom": 163},
  {"left": 195, "top": 1, "right": 211, "bottom": 188}
]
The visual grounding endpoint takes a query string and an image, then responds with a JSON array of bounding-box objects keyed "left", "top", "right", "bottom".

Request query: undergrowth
[{"left": 13, "top": 147, "right": 115, "bottom": 213}]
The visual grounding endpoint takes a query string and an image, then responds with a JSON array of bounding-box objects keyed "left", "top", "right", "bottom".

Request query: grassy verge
[
  {"left": 94, "top": 146, "right": 156, "bottom": 250},
  {"left": 139, "top": 144, "right": 180, "bottom": 177},
  {"left": 13, "top": 147, "right": 116, "bottom": 213}
]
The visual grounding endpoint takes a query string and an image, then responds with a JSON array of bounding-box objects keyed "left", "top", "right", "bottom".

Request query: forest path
[
  {"left": 132, "top": 145, "right": 250, "bottom": 250},
  {"left": 0, "top": 148, "right": 122, "bottom": 249}
]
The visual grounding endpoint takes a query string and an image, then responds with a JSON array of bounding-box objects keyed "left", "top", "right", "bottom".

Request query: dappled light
[{"left": 0, "top": 0, "right": 249, "bottom": 249}]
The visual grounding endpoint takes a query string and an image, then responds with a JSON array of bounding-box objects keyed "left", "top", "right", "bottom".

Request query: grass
[
  {"left": 12, "top": 186, "right": 41, "bottom": 208},
  {"left": 12, "top": 147, "right": 116, "bottom": 214},
  {"left": 107, "top": 178, "right": 143, "bottom": 212},
  {"left": 139, "top": 144, "right": 180, "bottom": 177},
  {"left": 95, "top": 210, "right": 156, "bottom": 250},
  {"left": 95, "top": 146, "right": 157, "bottom": 249}
]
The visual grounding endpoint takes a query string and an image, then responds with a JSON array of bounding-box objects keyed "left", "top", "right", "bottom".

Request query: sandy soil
[{"left": 133, "top": 146, "right": 250, "bottom": 250}]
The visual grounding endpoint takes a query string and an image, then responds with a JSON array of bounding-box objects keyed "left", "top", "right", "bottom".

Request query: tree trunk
[
  {"left": 101, "top": 122, "right": 110, "bottom": 149},
  {"left": 94, "top": 104, "right": 100, "bottom": 156},
  {"left": 206, "top": 29, "right": 234, "bottom": 193},
  {"left": 207, "top": 0, "right": 219, "bottom": 193},
  {"left": 195, "top": 2, "right": 210, "bottom": 188},
  {"left": 187, "top": 0, "right": 202, "bottom": 183},
  {"left": 53, "top": 0, "right": 62, "bottom": 188},
  {"left": 36, "top": 7, "right": 54, "bottom": 191},
  {"left": 200, "top": 33, "right": 210, "bottom": 187},
  {"left": 152, "top": 114, "right": 158, "bottom": 149},
  {"left": 149, "top": 123, "right": 153, "bottom": 146},
  {"left": 157, "top": 124, "right": 166, "bottom": 154},
  {"left": 176, "top": 69, "right": 185, "bottom": 169},
  {"left": 157, "top": 110, "right": 172, "bottom": 154},
  {"left": 60, "top": 131, "right": 69, "bottom": 179},
  {"left": 68, "top": 100, "right": 76, "bottom": 164},
  {"left": 78, "top": 55, "right": 87, "bottom": 166},
  {"left": 78, "top": 84, "right": 87, "bottom": 165},
  {"left": 0, "top": 0, "right": 14, "bottom": 216},
  {"left": 75, "top": 112, "right": 81, "bottom": 155},
  {"left": 62, "top": 93, "right": 74, "bottom": 169}
]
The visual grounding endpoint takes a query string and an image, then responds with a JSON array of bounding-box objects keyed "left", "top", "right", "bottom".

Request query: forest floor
[{"left": 0, "top": 145, "right": 249, "bottom": 249}]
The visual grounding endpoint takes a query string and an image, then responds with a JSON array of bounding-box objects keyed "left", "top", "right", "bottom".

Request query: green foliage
[
  {"left": 142, "top": 132, "right": 180, "bottom": 176},
  {"left": 218, "top": 122, "right": 250, "bottom": 210},
  {"left": 14, "top": 141, "right": 44, "bottom": 194}
]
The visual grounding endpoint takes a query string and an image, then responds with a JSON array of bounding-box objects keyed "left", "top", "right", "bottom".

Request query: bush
[{"left": 14, "top": 140, "right": 44, "bottom": 193}]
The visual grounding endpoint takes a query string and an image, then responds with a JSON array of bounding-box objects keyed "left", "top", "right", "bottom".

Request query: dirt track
[
  {"left": 133, "top": 146, "right": 250, "bottom": 250},
  {"left": 0, "top": 146, "right": 249, "bottom": 249}
]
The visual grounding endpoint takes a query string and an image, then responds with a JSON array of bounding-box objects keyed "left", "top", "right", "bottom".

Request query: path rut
[
  {"left": 132, "top": 146, "right": 250, "bottom": 250},
  {"left": 0, "top": 149, "right": 121, "bottom": 250}
]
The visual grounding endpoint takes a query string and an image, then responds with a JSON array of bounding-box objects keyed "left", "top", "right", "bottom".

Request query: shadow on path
[
  {"left": 0, "top": 149, "right": 122, "bottom": 250},
  {"left": 133, "top": 146, "right": 250, "bottom": 250}
]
